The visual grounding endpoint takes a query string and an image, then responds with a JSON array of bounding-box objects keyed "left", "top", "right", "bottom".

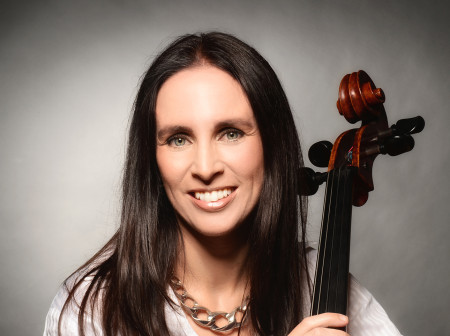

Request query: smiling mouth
[{"left": 192, "top": 188, "right": 234, "bottom": 202}]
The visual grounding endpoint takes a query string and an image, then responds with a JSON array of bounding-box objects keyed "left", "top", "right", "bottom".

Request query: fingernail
[{"left": 339, "top": 315, "right": 348, "bottom": 322}]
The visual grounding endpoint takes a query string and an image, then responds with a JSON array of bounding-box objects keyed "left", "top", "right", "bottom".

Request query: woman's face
[{"left": 156, "top": 66, "right": 264, "bottom": 237}]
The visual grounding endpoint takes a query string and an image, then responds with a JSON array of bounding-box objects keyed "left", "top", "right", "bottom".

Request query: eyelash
[
  {"left": 166, "top": 134, "right": 190, "bottom": 147},
  {"left": 219, "top": 128, "right": 244, "bottom": 142},
  {"left": 165, "top": 128, "right": 244, "bottom": 147}
]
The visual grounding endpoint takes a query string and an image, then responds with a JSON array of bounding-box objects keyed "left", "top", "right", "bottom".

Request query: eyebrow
[
  {"left": 156, "top": 118, "right": 256, "bottom": 140},
  {"left": 157, "top": 125, "right": 193, "bottom": 141},
  {"left": 215, "top": 118, "right": 256, "bottom": 130}
]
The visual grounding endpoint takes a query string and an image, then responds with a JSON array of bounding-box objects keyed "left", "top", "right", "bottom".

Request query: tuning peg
[
  {"left": 308, "top": 141, "right": 333, "bottom": 168},
  {"left": 380, "top": 135, "right": 415, "bottom": 156},
  {"left": 392, "top": 116, "right": 425, "bottom": 136},
  {"left": 298, "top": 167, "right": 328, "bottom": 196}
]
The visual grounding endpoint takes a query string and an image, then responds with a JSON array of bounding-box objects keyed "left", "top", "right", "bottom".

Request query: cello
[{"left": 299, "top": 70, "right": 425, "bottom": 330}]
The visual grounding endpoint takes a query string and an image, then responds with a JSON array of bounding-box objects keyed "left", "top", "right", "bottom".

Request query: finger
[
  {"left": 288, "top": 313, "right": 349, "bottom": 335},
  {"left": 306, "top": 327, "right": 349, "bottom": 336}
]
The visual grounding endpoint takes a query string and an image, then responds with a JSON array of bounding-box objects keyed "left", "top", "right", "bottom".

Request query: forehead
[{"left": 155, "top": 66, "right": 255, "bottom": 128}]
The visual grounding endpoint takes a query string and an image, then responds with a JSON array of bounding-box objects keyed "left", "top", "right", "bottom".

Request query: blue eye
[
  {"left": 168, "top": 136, "right": 187, "bottom": 147},
  {"left": 222, "top": 129, "right": 243, "bottom": 142},
  {"left": 226, "top": 131, "right": 240, "bottom": 140}
]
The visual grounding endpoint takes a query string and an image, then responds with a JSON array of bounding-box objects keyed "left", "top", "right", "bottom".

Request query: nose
[{"left": 191, "top": 142, "right": 224, "bottom": 184}]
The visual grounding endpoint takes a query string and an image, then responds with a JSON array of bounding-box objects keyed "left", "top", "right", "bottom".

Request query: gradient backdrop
[{"left": 1, "top": 0, "right": 449, "bottom": 335}]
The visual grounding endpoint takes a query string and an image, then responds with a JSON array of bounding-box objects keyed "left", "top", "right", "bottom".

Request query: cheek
[
  {"left": 224, "top": 138, "right": 264, "bottom": 184},
  {"left": 156, "top": 150, "right": 190, "bottom": 190}
]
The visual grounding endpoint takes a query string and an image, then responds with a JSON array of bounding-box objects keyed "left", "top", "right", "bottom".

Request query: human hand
[{"left": 288, "top": 313, "right": 349, "bottom": 335}]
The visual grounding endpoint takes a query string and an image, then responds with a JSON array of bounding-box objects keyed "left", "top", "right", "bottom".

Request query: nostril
[{"left": 191, "top": 169, "right": 224, "bottom": 184}]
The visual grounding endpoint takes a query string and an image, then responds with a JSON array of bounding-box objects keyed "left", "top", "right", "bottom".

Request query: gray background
[{"left": 1, "top": 0, "right": 449, "bottom": 335}]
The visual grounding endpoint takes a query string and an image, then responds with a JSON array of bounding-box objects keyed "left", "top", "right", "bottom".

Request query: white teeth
[
  {"left": 194, "top": 188, "right": 233, "bottom": 202},
  {"left": 211, "top": 191, "right": 218, "bottom": 202}
]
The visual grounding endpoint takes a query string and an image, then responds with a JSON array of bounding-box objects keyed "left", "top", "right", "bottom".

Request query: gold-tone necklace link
[{"left": 171, "top": 278, "right": 249, "bottom": 333}]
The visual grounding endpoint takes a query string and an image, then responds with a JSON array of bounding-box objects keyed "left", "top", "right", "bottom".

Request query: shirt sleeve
[
  {"left": 43, "top": 276, "right": 103, "bottom": 336},
  {"left": 347, "top": 274, "right": 403, "bottom": 336}
]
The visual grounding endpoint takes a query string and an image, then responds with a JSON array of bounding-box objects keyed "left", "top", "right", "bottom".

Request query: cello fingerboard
[{"left": 311, "top": 167, "right": 354, "bottom": 316}]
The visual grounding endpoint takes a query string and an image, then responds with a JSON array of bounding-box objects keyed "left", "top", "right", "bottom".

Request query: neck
[{"left": 175, "top": 219, "right": 250, "bottom": 311}]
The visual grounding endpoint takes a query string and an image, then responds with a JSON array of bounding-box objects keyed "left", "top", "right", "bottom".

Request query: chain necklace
[{"left": 170, "top": 277, "right": 249, "bottom": 333}]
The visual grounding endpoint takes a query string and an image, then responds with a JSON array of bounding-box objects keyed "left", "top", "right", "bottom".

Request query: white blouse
[{"left": 44, "top": 249, "right": 402, "bottom": 336}]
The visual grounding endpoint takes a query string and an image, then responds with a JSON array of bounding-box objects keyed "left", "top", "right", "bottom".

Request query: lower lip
[{"left": 190, "top": 189, "right": 236, "bottom": 211}]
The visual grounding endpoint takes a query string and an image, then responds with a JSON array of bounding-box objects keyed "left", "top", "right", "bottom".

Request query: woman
[{"left": 44, "top": 32, "right": 401, "bottom": 336}]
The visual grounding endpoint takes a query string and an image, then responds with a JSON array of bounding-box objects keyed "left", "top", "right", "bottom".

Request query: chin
[
  {"left": 193, "top": 222, "right": 239, "bottom": 238},
  {"left": 178, "top": 214, "right": 249, "bottom": 240}
]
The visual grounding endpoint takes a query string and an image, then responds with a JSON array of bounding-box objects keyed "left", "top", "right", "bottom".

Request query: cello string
[
  {"left": 310, "top": 167, "right": 323, "bottom": 314},
  {"left": 333, "top": 160, "right": 350, "bottom": 313},
  {"left": 327, "top": 168, "right": 342, "bottom": 312},
  {"left": 327, "top": 169, "right": 340, "bottom": 311},
  {"left": 334, "top": 163, "right": 352, "bottom": 314},
  {"left": 325, "top": 168, "right": 335, "bottom": 312},
  {"left": 311, "top": 168, "right": 332, "bottom": 315},
  {"left": 321, "top": 169, "right": 335, "bottom": 314},
  {"left": 333, "top": 168, "right": 345, "bottom": 313},
  {"left": 311, "top": 169, "right": 326, "bottom": 315}
]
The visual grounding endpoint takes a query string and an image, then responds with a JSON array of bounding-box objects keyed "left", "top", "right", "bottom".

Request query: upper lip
[{"left": 187, "top": 186, "right": 236, "bottom": 193}]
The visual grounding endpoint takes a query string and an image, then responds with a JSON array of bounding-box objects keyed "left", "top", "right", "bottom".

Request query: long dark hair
[{"left": 59, "top": 32, "right": 309, "bottom": 336}]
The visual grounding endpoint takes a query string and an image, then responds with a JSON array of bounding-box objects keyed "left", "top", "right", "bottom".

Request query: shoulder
[
  {"left": 346, "top": 276, "right": 403, "bottom": 335},
  {"left": 305, "top": 246, "right": 403, "bottom": 336},
  {"left": 43, "top": 272, "right": 103, "bottom": 336}
]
